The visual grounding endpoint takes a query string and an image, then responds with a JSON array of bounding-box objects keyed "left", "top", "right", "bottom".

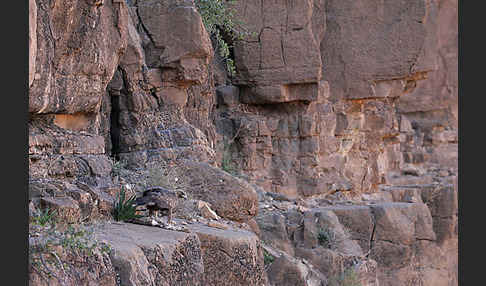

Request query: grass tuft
[
  {"left": 31, "top": 208, "right": 57, "bottom": 227},
  {"left": 113, "top": 186, "right": 143, "bottom": 222}
]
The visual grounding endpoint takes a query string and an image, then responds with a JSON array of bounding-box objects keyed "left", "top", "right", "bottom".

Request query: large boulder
[
  {"left": 95, "top": 222, "right": 204, "bottom": 286},
  {"left": 174, "top": 161, "right": 259, "bottom": 222},
  {"left": 321, "top": 0, "right": 438, "bottom": 100},
  {"left": 187, "top": 224, "right": 265, "bottom": 285},
  {"left": 93, "top": 221, "right": 265, "bottom": 286},
  {"left": 232, "top": 0, "right": 325, "bottom": 104},
  {"left": 266, "top": 253, "right": 326, "bottom": 286}
]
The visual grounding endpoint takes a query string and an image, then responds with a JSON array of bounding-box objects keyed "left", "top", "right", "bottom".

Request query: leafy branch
[{"left": 195, "top": 0, "right": 253, "bottom": 76}]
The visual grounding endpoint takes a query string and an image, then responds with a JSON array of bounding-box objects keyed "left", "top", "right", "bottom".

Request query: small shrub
[
  {"left": 59, "top": 226, "right": 97, "bottom": 256},
  {"left": 99, "top": 242, "right": 112, "bottom": 254},
  {"left": 317, "top": 228, "right": 335, "bottom": 249},
  {"left": 31, "top": 208, "right": 57, "bottom": 227},
  {"left": 29, "top": 223, "right": 114, "bottom": 280},
  {"left": 263, "top": 249, "right": 275, "bottom": 266},
  {"left": 195, "top": 0, "right": 254, "bottom": 76},
  {"left": 113, "top": 186, "right": 142, "bottom": 222}
]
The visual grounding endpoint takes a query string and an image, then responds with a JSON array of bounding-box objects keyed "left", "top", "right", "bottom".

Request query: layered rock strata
[{"left": 28, "top": 0, "right": 458, "bottom": 285}]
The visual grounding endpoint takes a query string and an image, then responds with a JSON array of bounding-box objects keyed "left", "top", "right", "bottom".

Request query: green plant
[
  {"left": 113, "top": 186, "right": 143, "bottom": 222},
  {"left": 58, "top": 226, "right": 97, "bottom": 256},
  {"left": 29, "top": 222, "right": 115, "bottom": 282},
  {"left": 317, "top": 227, "right": 335, "bottom": 249},
  {"left": 31, "top": 208, "right": 57, "bottom": 227},
  {"left": 263, "top": 249, "right": 275, "bottom": 266},
  {"left": 328, "top": 268, "right": 362, "bottom": 286},
  {"left": 195, "top": 0, "right": 253, "bottom": 76},
  {"left": 99, "top": 242, "right": 112, "bottom": 254}
]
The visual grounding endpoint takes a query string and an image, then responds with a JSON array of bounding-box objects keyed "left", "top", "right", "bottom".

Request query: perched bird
[{"left": 133, "top": 187, "right": 187, "bottom": 224}]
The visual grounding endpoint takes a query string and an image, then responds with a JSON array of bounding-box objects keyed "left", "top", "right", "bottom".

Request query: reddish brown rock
[
  {"left": 321, "top": 0, "right": 438, "bottom": 101},
  {"left": 29, "top": 0, "right": 37, "bottom": 87},
  {"left": 28, "top": 0, "right": 458, "bottom": 285},
  {"left": 29, "top": 243, "right": 116, "bottom": 286},
  {"left": 232, "top": 0, "right": 325, "bottom": 104},
  {"left": 176, "top": 161, "right": 259, "bottom": 222},
  {"left": 95, "top": 222, "right": 204, "bottom": 286},
  {"left": 187, "top": 223, "right": 265, "bottom": 286},
  {"left": 39, "top": 196, "right": 81, "bottom": 224},
  {"left": 29, "top": 0, "right": 129, "bottom": 114},
  {"left": 266, "top": 253, "right": 326, "bottom": 286}
]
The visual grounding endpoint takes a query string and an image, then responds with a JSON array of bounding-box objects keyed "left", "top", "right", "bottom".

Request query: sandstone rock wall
[
  {"left": 28, "top": 0, "right": 221, "bottom": 222},
  {"left": 28, "top": 0, "right": 130, "bottom": 221},
  {"left": 220, "top": 0, "right": 457, "bottom": 198},
  {"left": 29, "top": 0, "right": 457, "bottom": 285}
]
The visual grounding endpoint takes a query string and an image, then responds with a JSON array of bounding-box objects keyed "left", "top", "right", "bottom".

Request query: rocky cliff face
[
  {"left": 29, "top": 0, "right": 457, "bottom": 285},
  {"left": 222, "top": 0, "right": 457, "bottom": 198}
]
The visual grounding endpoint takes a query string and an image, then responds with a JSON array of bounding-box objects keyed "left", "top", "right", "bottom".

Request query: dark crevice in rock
[
  {"left": 108, "top": 68, "right": 125, "bottom": 159},
  {"left": 135, "top": 6, "right": 156, "bottom": 47},
  {"left": 368, "top": 208, "right": 377, "bottom": 256}
]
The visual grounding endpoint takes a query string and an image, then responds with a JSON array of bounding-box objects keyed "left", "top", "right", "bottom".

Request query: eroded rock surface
[
  {"left": 255, "top": 180, "right": 457, "bottom": 285},
  {"left": 92, "top": 221, "right": 264, "bottom": 286},
  {"left": 29, "top": 0, "right": 457, "bottom": 285}
]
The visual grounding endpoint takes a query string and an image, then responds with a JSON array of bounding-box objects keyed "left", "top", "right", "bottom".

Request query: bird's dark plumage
[{"left": 133, "top": 187, "right": 187, "bottom": 224}]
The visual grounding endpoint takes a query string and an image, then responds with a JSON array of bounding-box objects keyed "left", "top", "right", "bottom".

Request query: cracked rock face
[
  {"left": 219, "top": 0, "right": 456, "bottom": 202},
  {"left": 29, "top": 0, "right": 457, "bottom": 285},
  {"left": 188, "top": 224, "right": 265, "bottom": 285},
  {"left": 93, "top": 221, "right": 265, "bottom": 286},
  {"left": 29, "top": 0, "right": 129, "bottom": 114},
  {"left": 256, "top": 180, "right": 458, "bottom": 285},
  {"left": 231, "top": 0, "right": 325, "bottom": 104},
  {"left": 95, "top": 222, "right": 204, "bottom": 286}
]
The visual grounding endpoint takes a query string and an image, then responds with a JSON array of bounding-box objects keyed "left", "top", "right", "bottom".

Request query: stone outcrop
[
  {"left": 29, "top": 0, "right": 128, "bottom": 114},
  {"left": 231, "top": 0, "right": 326, "bottom": 104},
  {"left": 95, "top": 222, "right": 204, "bottom": 286},
  {"left": 29, "top": 246, "right": 116, "bottom": 286},
  {"left": 106, "top": 0, "right": 217, "bottom": 167},
  {"left": 93, "top": 221, "right": 264, "bottom": 286},
  {"left": 220, "top": 0, "right": 457, "bottom": 202},
  {"left": 28, "top": 0, "right": 130, "bottom": 220},
  {"left": 187, "top": 223, "right": 265, "bottom": 285},
  {"left": 255, "top": 180, "right": 458, "bottom": 285},
  {"left": 169, "top": 161, "right": 259, "bottom": 222}
]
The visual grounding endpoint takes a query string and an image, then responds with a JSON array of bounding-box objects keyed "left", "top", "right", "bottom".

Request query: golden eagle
[{"left": 134, "top": 187, "right": 187, "bottom": 224}]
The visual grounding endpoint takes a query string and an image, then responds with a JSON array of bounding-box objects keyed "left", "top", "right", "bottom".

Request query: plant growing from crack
[
  {"left": 317, "top": 227, "right": 337, "bottom": 249},
  {"left": 113, "top": 186, "right": 143, "bottom": 222},
  {"left": 195, "top": 0, "right": 254, "bottom": 77},
  {"left": 31, "top": 208, "right": 58, "bottom": 227},
  {"left": 29, "top": 223, "right": 113, "bottom": 282},
  {"left": 263, "top": 249, "right": 275, "bottom": 266}
]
